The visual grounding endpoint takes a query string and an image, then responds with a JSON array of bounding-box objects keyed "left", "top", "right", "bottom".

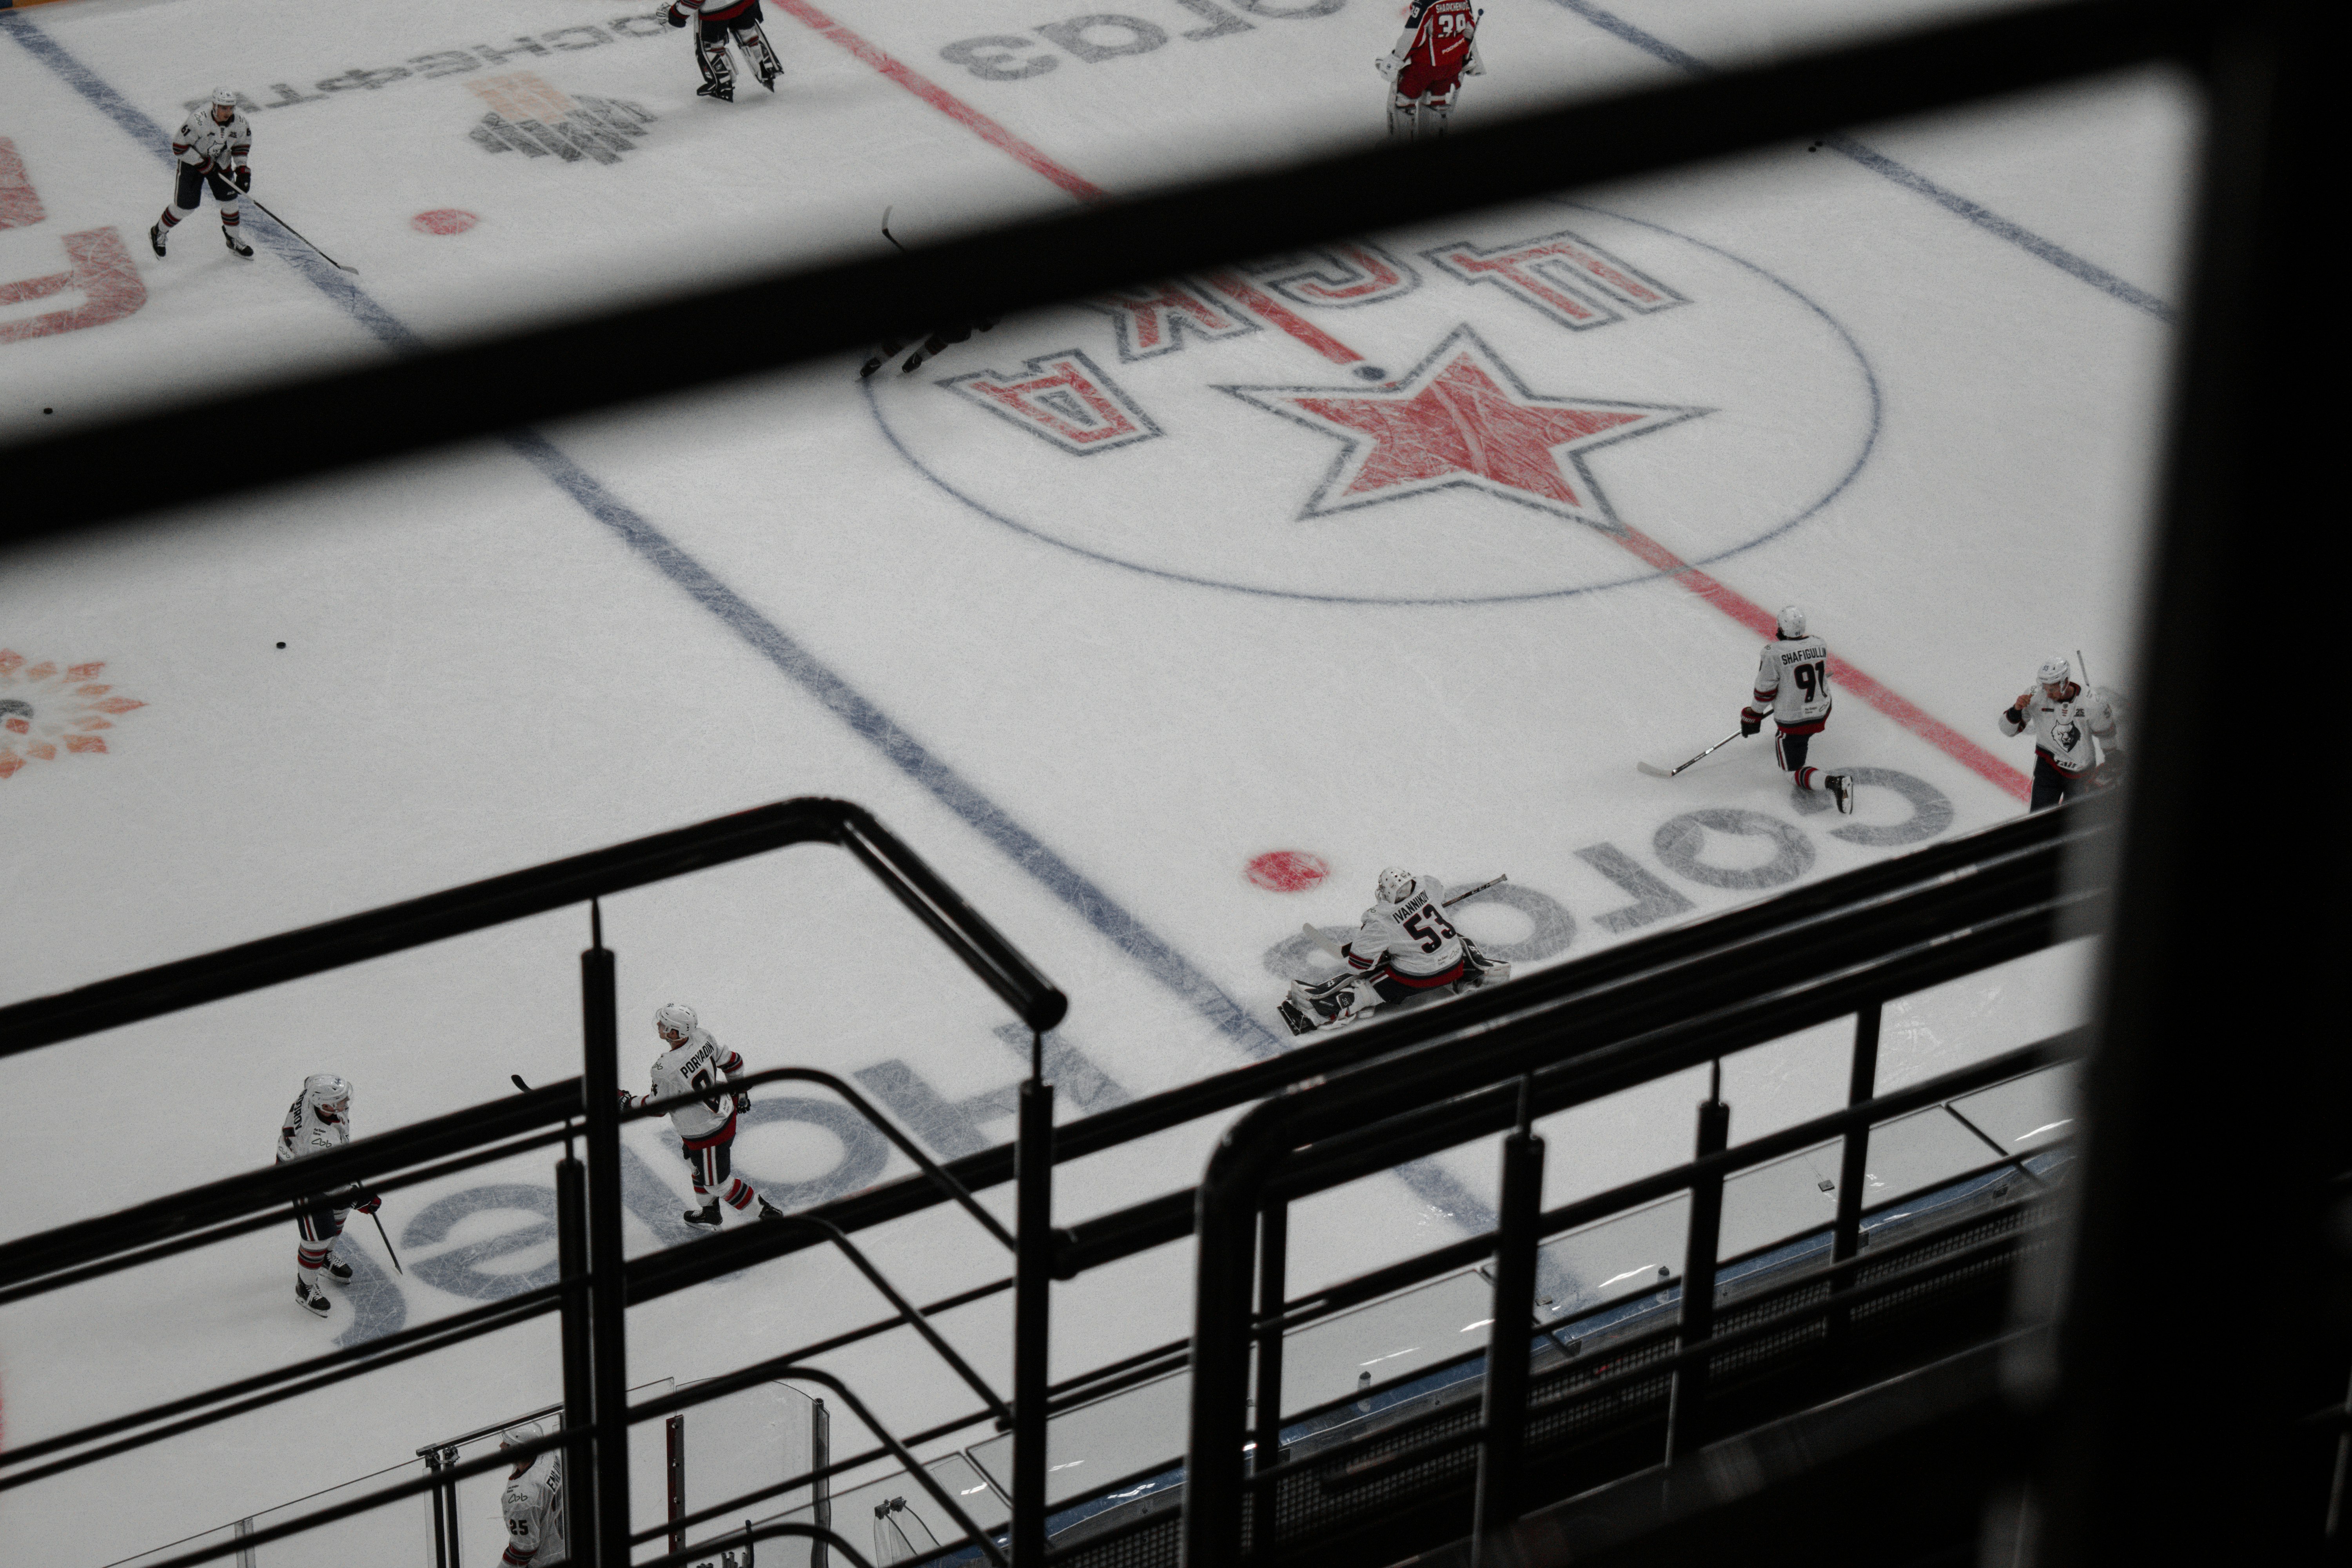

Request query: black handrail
[{"left": 0, "top": 798, "right": 1064, "bottom": 1058}]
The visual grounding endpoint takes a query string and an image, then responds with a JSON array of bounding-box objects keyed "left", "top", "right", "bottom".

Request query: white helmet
[
  {"left": 304, "top": 1073, "right": 352, "bottom": 1120},
  {"left": 654, "top": 1002, "right": 697, "bottom": 1038},
  {"left": 210, "top": 87, "right": 237, "bottom": 114},
  {"left": 1376, "top": 867, "right": 1417, "bottom": 904},
  {"left": 1777, "top": 605, "right": 1806, "bottom": 639},
  {"left": 2036, "top": 655, "right": 2071, "bottom": 687},
  {"left": 499, "top": 1420, "right": 543, "bottom": 1450}
]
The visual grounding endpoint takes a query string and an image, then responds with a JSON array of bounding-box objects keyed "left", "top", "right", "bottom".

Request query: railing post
[
  {"left": 1665, "top": 1085, "right": 1731, "bottom": 1463},
  {"left": 1473, "top": 1078, "right": 1546, "bottom": 1561},
  {"left": 581, "top": 904, "right": 631, "bottom": 1567},
  {"left": 666, "top": 1413, "right": 687, "bottom": 1553},
  {"left": 1827, "top": 1002, "right": 1882, "bottom": 1362},
  {"left": 1248, "top": 1201, "right": 1289, "bottom": 1559},
  {"left": 557, "top": 1155, "right": 596, "bottom": 1563},
  {"left": 813, "top": 1397, "right": 832, "bottom": 1568},
  {"left": 426, "top": 1450, "right": 450, "bottom": 1568},
  {"left": 1012, "top": 1031, "right": 1055, "bottom": 1566}
]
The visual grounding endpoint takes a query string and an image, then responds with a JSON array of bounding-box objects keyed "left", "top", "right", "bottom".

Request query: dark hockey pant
[
  {"left": 682, "top": 1132, "right": 760, "bottom": 1212},
  {"left": 1364, "top": 959, "right": 1465, "bottom": 1004},
  {"left": 1774, "top": 725, "right": 1835, "bottom": 791},
  {"left": 294, "top": 1193, "right": 348, "bottom": 1274},
  {"left": 162, "top": 165, "right": 242, "bottom": 233},
  {"left": 2029, "top": 754, "right": 2090, "bottom": 811}
]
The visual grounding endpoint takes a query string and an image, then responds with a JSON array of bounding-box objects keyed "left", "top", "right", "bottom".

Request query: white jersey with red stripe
[
  {"left": 275, "top": 1094, "right": 348, "bottom": 1166},
  {"left": 1999, "top": 682, "right": 2119, "bottom": 775},
  {"left": 1747, "top": 635, "right": 1833, "bottom": 731},
  {"left": 171, "top": 109, "right": 251, "bottom": 172},
  {"left": 637, "top": 1027, "right": 745, "bottom": 1145},
  {"left": 1346, "top": 880, "right": 1464, "bottom": 980},
  {"left": 500, "top": 1451, "right": 566, "bottom": 1565},
  {"left": 1399, "top": 0, "right": 1477, "bottom": 74}
]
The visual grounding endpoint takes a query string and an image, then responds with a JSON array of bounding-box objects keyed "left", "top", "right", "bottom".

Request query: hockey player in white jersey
[
  {"left": 1741, "top": 606, "right": 1855, "bottom": 814},
  {"left": 666, "top": 0, "right": 782, "bottom": 102},
  {"left": 498, "top": 1421, "right": 566, "bottom": 1566},
  {"left": 151, "top": 89, "right": 254, "bottom": 259},
  {"left": 2000, "top": 655, "right": 2124, "bottom": 810},
  {"left": 623, "top": 1004, "right": 785, "bottom": 1229},
  {"left": 1282, "top": 869, "right": 1508, "bottom": 1035},
  {"left": 275, "top": 1074, "right": 380, "bottom": 1318}
]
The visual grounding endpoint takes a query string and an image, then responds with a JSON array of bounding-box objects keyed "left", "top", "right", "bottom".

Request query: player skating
[
  {"left": 1999, "top": 655, "right": 2124, "bottom": 810},
  {"left": 151, "top": 89, "right": 254, "bottom": 259},
  {"left": 275, "top": 1074, "right": 381, "bottom": 1318},
  {"left": 1377, "top": 0, "right": 1484, "bottom": 140},
  {"left": 665, "top": 0, "right": 782, "bottom": 102},
  {"left": 625, "top": 1004, "right": 785, "bottom": 1229},
  {"left": 497, "top": 1421, "right": 567, "bottom": 1565},
  {"left": 1281, "top": 868, "right": 1510, "bottom": 1036},
  {"left": 1741, "top": 606, "right": 1855, "bottom": 813}
]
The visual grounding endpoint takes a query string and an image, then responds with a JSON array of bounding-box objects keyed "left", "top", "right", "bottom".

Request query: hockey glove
[
  {"left": 233, "top": 167, "right": 251, "bottom": 192},
  {"left": 1375, "top": 52, "right": 1402, "bottom": 80},
  {"left": 1739, "top": 710, "right": 1762, "bottom": 738},
  {"left": 667, "top": 2, "right": 691, "bottom": 24},
  {"left": 352, "top": 1190, "right": 383, "bottom": 1215},
  {"left": 733, "top": 1092, "right": 751, "bottom": 1115},
  {"left": 2002, "top": 705, "right": 2025, "bottom": 728},
  {"left": 1465, "top": 42, "right": 1486, "bottom": 75}
]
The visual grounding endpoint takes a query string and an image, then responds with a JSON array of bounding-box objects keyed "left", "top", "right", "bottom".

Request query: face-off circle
[
  {"left": 411, "top": 210, "right": 479, "bottom": 236},
  {"left": 867, "top": 205, "right": 1880, "bottom": 605},
  {"left": 1246, "top": 851, "right": 1330, "bottom": 892}
]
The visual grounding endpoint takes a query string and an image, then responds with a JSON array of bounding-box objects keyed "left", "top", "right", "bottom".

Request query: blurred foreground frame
[{"left": 4, "top": 0, "right": 2337, "bottom": 1562}]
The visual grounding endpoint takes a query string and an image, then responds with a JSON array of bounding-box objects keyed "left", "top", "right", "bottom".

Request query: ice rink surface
[{"left": 2, "top": 0, "right": 2185, "bottom": 1558}]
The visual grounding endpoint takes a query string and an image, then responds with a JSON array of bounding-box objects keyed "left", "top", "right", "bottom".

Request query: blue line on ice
[
  {"left": 2, "top": 10, "right": 1502, "bottom": 1236},
  {"left": 1541, "top": 0, "right": 2178, "bottom": 323}
]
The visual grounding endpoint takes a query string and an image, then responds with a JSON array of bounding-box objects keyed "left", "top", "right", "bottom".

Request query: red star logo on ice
[{"left": 1221, "top": 327, "right": 1706, "bottom": 529}]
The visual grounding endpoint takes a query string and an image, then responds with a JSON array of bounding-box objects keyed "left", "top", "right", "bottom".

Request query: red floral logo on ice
[{"left": 0, "top": 652, "right": 145, "bottom": 780}]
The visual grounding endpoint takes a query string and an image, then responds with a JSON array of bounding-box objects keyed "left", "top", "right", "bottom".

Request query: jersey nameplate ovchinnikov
[{"left": 866, "top": 206, "right": 1881, "bottom": 605}]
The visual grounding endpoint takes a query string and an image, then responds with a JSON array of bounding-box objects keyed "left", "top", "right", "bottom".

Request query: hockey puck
[
  {"left": 1353, "top": 365, "right": 1387, "bottom": 381},
  {"left": 411, "top": 209, "right": 479, "bottom": 236},
  {"left": 1246, "top": 850, "right": 1329, "bottom": 893}
]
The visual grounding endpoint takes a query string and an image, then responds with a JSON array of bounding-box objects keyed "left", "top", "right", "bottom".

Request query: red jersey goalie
[{"left": 1377, "top": 0, "right": 1484, "bottom": 138}]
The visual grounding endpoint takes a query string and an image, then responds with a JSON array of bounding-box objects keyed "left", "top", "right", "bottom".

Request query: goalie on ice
[
  {"left": 666, "top": 0, "right": 782, "bottom": 102},
  {"left": 1377, "top": 0, "right": 1484, "bottom": 140},
  {"left": 1281, "top": 867, "right": 1510, "bottom": 1036}
]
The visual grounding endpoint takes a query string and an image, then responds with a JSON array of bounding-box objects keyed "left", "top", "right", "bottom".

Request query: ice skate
[
  {"left": 222, "top": 225, "right": 252, "bottom": 258},
  {"left": 753, "top": 49, "right": 781, "bottom": 91},
  {"left": 1828, "top": 772, "right": 1855, "bottom": 815},
  {"left": 684, "top": 1200, "right": 723, "bottom": 1230},
  {"left": 758, "top": 1198, "right": 786, "bottom": 1222},
  {"left": 296, "top": 1274, "right": 332, "bottom": 1317},
  {"left": 149, "top": 221, "right": 167, "bottom": 258},
  {"left": 322, "top": 1251, "right": 354, "bottom": 1285}
]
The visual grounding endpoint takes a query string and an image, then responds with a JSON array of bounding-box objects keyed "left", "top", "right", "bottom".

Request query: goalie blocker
[{"left": 1281, "top": 867, "right": 1511, "bottom": 1036}]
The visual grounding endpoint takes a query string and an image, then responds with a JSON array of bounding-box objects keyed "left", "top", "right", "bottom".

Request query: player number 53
[{"left": 1401, "top": 906, "right": 1458, "bottom": 953}]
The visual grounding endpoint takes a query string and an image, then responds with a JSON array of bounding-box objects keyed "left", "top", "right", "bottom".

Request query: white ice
[{"left": 0, "top": 0, "right": 2184, "bottom": 1558}]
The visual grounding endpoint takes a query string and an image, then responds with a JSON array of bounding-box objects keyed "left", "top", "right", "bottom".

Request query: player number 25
[
  {"left": 1792, "top": 660, "right": 1829, "bottom": 703},
  {"left": 1401, "top": 906, "right": 1458, "bottom": 953}
]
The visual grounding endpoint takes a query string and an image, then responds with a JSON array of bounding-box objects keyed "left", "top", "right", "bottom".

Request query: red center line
[{"left": 788, "top": 6, "right": 2031, "bottom": 802}]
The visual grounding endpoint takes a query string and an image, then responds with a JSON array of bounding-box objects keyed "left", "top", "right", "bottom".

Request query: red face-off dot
[
  {"left": 412, "top": 209, "right": 479, "bottom": 236},
  {"left": 1247, "top": 851, "right": 1330, "bottom": 893}
]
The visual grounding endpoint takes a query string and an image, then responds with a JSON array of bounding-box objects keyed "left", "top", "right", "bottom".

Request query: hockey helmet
[
  {"left": 499, "top": 1420, "right": 544, "bottom": 1450},
  {"left": 1376, "top": 867, "right": 1417, "bottom": 905},
  {"left": 304, "top": 1073, "right": 352, "bottom": 1119},
  {"left": 1776, "top": 605, "right": 1806, "bottom": 640},
  {"left": 2036, "top": 655, "right": 2071, "bottom": 688},
  {"left": 654, "top": 1002, "right": 697, "bottom": 1039},
  {"left": 209, "top": 87, "right": 237, "bottom": 121}
]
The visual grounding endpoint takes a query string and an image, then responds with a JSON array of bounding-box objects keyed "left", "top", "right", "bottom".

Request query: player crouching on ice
[
  {"left": 2000, "top": 655, "right": 2124, "bottom": 811},
  {"left": 1377, "top": 0, "right": 1484, "bottom": 141},
  {"left": 624, "top": 1003, "right": 786, "bottom": 1229},
  {"left": 1743, "top": 605, "right": 1855, "bottom": 814},
  {"left": 1282, "top": 868, "right": 1510, "bottom": 1036},
  {"left": 276, "top": 1073, "right": 381, "bottom": 1318},
  {"left": 152, "top": 88, "right": 254, "bottom": 260},
  {"left": 666, "top": 0, "right": 782, "bottom": 102}
]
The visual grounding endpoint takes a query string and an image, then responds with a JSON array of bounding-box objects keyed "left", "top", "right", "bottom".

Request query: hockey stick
[
  {"left": 1299, "top": 874, "right": 1508, "bottom": 962},
  {"left": 2076, "top": 648, "right": 2090, "bottom": 687},
  {"left": 239, "top": 190, "right": 357, "bottom": 274},
  {"left": 367, "top": 1209, "right": 403, "bottom": 1274},
  {"left": 1638, "top": 730, "right": 1746, "bottom": 779},
  {"left": 511, "top": 1073, "right": 532, "bottom": 1093},
  {"left": 880, "top": 206, "right": 907, "bottom": 252}
]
